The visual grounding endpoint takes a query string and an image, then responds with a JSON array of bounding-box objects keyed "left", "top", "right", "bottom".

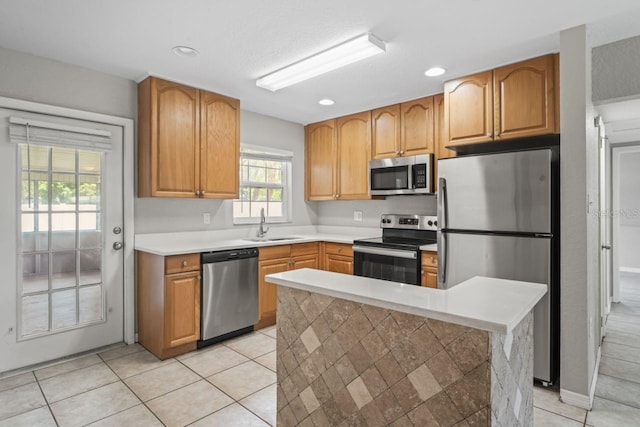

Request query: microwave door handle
[{"left": 410, "top": 164, "right": 416, "bottom": 189}]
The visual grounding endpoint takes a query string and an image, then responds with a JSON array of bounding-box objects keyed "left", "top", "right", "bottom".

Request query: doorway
[{"left": 0, "top": 98, "right": 134, "bottom": 374}]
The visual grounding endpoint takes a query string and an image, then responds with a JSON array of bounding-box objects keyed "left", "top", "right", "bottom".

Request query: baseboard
[
  {"left": 620, "top": 267, "right": 640, "bottom": 273},
  {"left": 560, "top": 348, "right": 601, "bottom": 410}
]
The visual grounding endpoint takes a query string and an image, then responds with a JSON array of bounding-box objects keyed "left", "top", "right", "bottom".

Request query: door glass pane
[
  {"left": 22, "top": 214, "right": 49, "bottom": 252},
  {"left": 22, "top": 294, "right": 49, "bottom": 336},
  {"left": 51, "top": 252, "right": 76, "bottom": 289},
  {"left": 79, "top": 174, "right": 100, "bottom": 211},
  {"left": 20, "top": 146, "right": 105, "bottom": 339},
  {"left": 50, "top": 173, "right": 76, "bottom": 209},
  {"left": 51, "top": 213, "right": 76, "bottom": 250},
  {"left": 52, "top": 289, "right": 77, "bottom": 330},
  {"left": 51, "top": 147, "right": 76, "bottom": 172},
  {"left": 80, "top": 249, "right": 101, "bottom": 285},
  {"left": 79, "top": 285, "right": 102, "bottom": 323},
  {"left": 22, "top": 253, "right": 49, "bottom": 294},
  {"left": 79, "top": 151, "right": 100, "bottom": 174},
  {"left": 21, "top": 145, "right": 49, "bottom": 171}
]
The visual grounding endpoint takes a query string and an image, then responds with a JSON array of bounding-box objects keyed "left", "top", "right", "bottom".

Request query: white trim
[
  {"left": 560, "top": 388, "right": 592, "bottom": 410},
  {"left": 560, "top": 346, "right": 600, "bottom": 410},
  {"left": 621, "top": 267, "right": 640, "bottom": 273},
  {"left": 0, "top": 95, "right": 135, "bottom": 346}
]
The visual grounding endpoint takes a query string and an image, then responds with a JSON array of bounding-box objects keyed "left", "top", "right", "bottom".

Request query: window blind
[{"left": 8, "top": 116, "right": 112, "bottom": 152}]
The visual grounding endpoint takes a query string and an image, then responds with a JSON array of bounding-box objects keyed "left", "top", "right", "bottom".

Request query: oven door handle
[{"left": 352, "top": 245, "right": 417, "bottom": 259}]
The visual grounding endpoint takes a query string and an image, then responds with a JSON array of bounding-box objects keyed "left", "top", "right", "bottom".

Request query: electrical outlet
[
  {"left": 354, "top": 211, "right": 363, "bottom": 221},
  {"left": 203, "top": 213, "right": 211, "bottom": 225}
]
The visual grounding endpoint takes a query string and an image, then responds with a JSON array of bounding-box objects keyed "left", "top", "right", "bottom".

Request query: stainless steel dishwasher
[{"left": 199, "top": 248, "right": 259, "bottom": 348}]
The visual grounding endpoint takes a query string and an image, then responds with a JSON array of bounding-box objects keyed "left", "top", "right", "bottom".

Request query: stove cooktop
[{"left": 353, "top": 236, "right": 436, "bottom": 251}]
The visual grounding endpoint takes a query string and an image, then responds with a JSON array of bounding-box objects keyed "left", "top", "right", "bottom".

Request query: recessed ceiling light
[
  {"left": 319, "top": 99, "right": 335, "bottom": 106},
  {"left": 172, "top": 46, "right": 199, "bottom": 57},
  {"left": 424, "top": 67, "right": 446, "bottom": 77},
  {"left": 256, "top": 33, "right": 386, "bottom": 92}
]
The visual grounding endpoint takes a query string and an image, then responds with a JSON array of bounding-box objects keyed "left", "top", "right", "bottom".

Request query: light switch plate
[
  {"left": 354, "top": 211, "right": 363, "bottom": 221},
  {"left": 203, "top": 213, "right": 211, "bottom": 224}
]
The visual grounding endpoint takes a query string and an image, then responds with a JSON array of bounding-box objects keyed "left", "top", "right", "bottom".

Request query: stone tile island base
[{"left": 276, "top": 286, "right": 533, "bottom": 426}]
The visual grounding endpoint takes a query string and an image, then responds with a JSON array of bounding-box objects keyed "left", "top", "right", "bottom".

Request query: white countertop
[
  {"left": 134, "top": 226, "right": 381, "bottom": 256},
  {"left": 265, "top": 269, "right": 546, "bottom": 334}
]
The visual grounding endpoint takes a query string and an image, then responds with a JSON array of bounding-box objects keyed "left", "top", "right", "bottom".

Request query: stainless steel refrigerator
[{"left": 438, "top": 148, "right": 559, "bottom": 385}]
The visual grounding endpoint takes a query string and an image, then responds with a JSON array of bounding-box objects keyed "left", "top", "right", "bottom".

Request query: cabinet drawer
[
  {"left": 259, "top": 245, "right": 291, "bottom": 260},
  {"left": 325, "top": 242, "right": 353, "bottom": 257},
  {"left": 291, "top": 242, "right": 319, "bottom": 257},
  {"left": 421, "top": 251, "right": 438, "bottom": 267},
  {"left": 165, "top": 253, "right": 200, "bottom": 274}
]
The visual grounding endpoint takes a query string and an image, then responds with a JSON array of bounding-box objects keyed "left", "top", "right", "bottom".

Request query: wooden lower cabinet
[
  {"left": 323, "top": 242, "right": 354, "bottom": 274},
  {"left": 137, "top": 251, "right": 201, "bottom": 359},
  {"left": 421, "top": 251, "right": 438, "bottom": 288},
  {"left": 256, "top": 243, "right": 320, "bottom": 330}
]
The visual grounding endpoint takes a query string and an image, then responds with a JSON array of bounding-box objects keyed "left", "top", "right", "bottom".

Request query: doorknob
[
  {"left": 602, "top": 245, "right": 611, "bottom": 250},
  {"left": 113, "top": 226, "right": 122, "bottom": 235},
  {"left": 113, "top": 242, "right": 123, "bottom": 250}
]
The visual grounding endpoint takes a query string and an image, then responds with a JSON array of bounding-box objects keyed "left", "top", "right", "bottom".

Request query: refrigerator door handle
[
  {"left": 438, "top": 232, "right": 448, "bottom": 286},
  {"left": 439, "top": 177, "right": 448, "bottom": 230}
]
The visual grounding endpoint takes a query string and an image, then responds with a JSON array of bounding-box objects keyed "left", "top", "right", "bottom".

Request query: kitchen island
[{"left": 266, "top": 269, "right": 546, "bottom": 426}]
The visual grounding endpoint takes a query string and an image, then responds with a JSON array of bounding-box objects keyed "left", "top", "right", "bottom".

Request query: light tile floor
[
  {"left": 0, "top": 326, "right": 278, "bottom": 426},
  {"left": 4, "top": 283, "right": 640, "bottom": 427}
]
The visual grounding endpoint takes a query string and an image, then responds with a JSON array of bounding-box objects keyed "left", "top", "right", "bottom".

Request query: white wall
[
  {"left": 0, "top": 45, "right": 136, "bottom": 118},
  {"left": 619, "top": 151, "right": 640, "bottom": 269},
  {"left": 560, "top": 25, "right": 601, "bottom": 404},
  {"left": 592, "top": 35, "right": 640, "bottom": 103},
  {"left": 134, "top": 110, "right": 318, "bottom": 233}
]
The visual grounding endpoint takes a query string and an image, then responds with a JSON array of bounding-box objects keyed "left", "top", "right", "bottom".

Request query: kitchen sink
[{"left": 244, "top": 236, "right": 305, "bottom": 242}]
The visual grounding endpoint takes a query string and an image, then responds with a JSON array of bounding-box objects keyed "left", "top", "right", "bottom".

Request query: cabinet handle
[
  {"left": 495, "top": 132, "right": 500, "bottom": 137},
  {"left": 337, "top": 247, "right": 342, "bottom": 253},
  {"left": 421, "top": 269, "right": 425, "bottom": 275},
  {"left": 201, "top": 190, "right": 205, "bottom": 196},
  {"left": 195, "top": 190, "right": 201, "bottom": 196},
  {"left": 430, "top": 257, "right": 435, "bottom": 263},
  {"left": 335, "top": 194, "right": 340, "bottom": 199},
  {"left": 182, "top": 261, "right": 188, "bottom": 267},
  {"left": 486, "top": 133, "right": 492, "bottom": 137},
  {"left": 399, "top": 150, "right": 404, "bottom": 155}
]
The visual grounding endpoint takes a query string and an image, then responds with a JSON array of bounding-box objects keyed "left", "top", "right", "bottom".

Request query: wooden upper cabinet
[
  {"left": 146, "top": 78, "right": 200, "bottom": 197},
  {"left": 444, "top": 70, "right": 494, "bottom": 147},
  {"left": 434, "top": 94, "right": 455, "bottom": 160},
  {"left": 494, "top": 54, "right": 556, "bottom": 140},
  {"left": 336, "top": 111, "right": 372, "bottom": 200},
  {"left": 371, "top": 105, "right": 401, "bottom": 159},
  {"left": 401, "top": 97, "right": 434, "bottom": 156},
  {"left": 138, "top": 76, "right": 239, "bottom": 199},
  {"left": 305, "top": 120, "right": 337, "bottom": 201},
  {"left": 200, "top": 91, "right": 240, "bottom": 198}
]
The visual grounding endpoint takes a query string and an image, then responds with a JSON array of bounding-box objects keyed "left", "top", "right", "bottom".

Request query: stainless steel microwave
[{"left": 368, "top": 154, "right": 433, "bottom": 195}]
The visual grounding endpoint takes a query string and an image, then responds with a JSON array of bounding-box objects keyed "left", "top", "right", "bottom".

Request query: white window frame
[{"left": 233, "top": 144, "right": 293, "bottom": 225}]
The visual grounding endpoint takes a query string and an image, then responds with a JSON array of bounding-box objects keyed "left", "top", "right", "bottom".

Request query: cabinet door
[
  {"left": 325, "top": 254, "right": 353, "bottom": 275},
  {"left": 421, "top": 268, "right": 438, "bottom": 288},
  {"left": 200, "top": 91, "right": 240, "bottom": 198},
  {"left": 257, "top": 258, "right": 290, "bottom": 329},
  {"left": 336, "top": 111, "right": 372, "bottom": 200},
  {"left": 305, "top": 120, "right": 336, "bottom": 201},
  {"left": 401, "top": 97, "right": 434, "bottom": 156},
  {"left": 291, "top": 254, "right": 319, "bottom": 270},
  {"left": 165, "top": 271, "right": 200, "bottom": 348},
  {"left": 435, "top": 94, "right": 455, "bottom": 161},
  {"left": 444, "top": 70, "right": 493, "bottom": 146},
  {"left": 152, "top": 78, "right": 200, "bottom": 197},
  {"left": 494, "top": 55, "right": 556, "bottom": 140},
  {"left": 371, "top": 105, "right": 401, "bottom": 159}
]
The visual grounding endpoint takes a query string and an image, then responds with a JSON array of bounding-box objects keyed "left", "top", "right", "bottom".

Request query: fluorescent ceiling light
[
  {"left": 256, "top": 33, "right": 386, "bottom": 92},
  {"left": 424, "top": 67, "right": 446, "bottom": 77},
  {"left": 319, "top": 99, "right": 335, "bottom": 106},
  {"left": 172, "top": 46, "right": 199, "bottom": 57}
]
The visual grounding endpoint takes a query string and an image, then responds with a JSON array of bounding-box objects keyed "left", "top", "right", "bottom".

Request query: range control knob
[
  {"left": 434, "top": 220, "right": 438, "bottom": 227},
  {"left": 427, "top": 220, "right": 433, "bottom": 226}
]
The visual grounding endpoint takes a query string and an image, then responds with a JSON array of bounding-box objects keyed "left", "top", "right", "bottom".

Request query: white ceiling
[{"left": 1, "top": 0, "right": 640, "bottom": 124}]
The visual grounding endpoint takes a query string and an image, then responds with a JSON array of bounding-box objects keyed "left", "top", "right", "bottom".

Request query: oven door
[{"left": 353, "top": 245, "right": 420, "bottom": 285}]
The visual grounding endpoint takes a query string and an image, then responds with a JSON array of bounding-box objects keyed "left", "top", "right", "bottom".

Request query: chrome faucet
[{"left": 257, "top": 208, "right": 269, "bottom": 238}]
